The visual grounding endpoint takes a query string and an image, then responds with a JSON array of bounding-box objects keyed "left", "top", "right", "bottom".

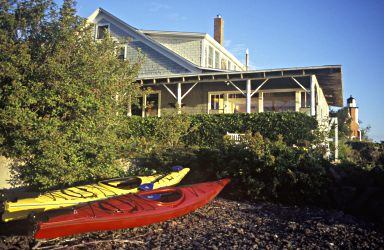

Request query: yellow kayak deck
[{"left": 2, "top": 168, "right": 189, "bottom": 222}]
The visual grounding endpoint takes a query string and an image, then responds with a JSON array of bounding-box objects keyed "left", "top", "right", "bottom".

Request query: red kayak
[{"left": 34, "top": 179, "right": 230, "bottom": 239}]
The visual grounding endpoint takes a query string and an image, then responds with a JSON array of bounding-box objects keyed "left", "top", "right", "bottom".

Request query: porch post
[
  {"left": 142, "top": 94, "right": 147, "bottom": 118},
  {"left": 177, "top": 82, "right": 182, "bottom": 114},
  {"left": 223, "top": 93, "right": 229, "bottom": 114},
  {"left": 295, "top": 91, "right": 301, "bottom": 112},
  {"left": 246, "top": 79, "right": 251, "bottom": 113},
  {"left": 310, "top": 75, "right": 316, "bottom": 116},
  {"left": 258, "top": 92, "right": 263, "bottom": 113}
]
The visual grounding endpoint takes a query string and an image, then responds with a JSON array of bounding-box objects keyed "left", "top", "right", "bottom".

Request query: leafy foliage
[
  {"left": 0, "top": 0, "right": 142, "bottom": 189},
  {"left": 136, "top": 132, "right": 329, "bottom": 204},
  {"left": 121, "top": 112, "right": 319, "bottom": 150}
]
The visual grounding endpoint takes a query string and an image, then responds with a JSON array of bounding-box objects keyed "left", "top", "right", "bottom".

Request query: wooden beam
[
  {"left": 250, "top": 79, "right": 269, "bottom": 97},
  {"left": 181, "top": 82, "right": 198, "bottom": 100},
  {"left": 227, "top": 81, "right": 245, "bottom": 96},
  {"left": 291, "top": 77, "right": 309, "bottom": 92},
  {"left": 161, "top": 83, "right": 177, "bottom": 100}
]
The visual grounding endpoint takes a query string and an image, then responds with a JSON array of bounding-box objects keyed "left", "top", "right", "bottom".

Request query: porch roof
[{"left": 136, "top": 65, "right": 343, "bottom": 107}]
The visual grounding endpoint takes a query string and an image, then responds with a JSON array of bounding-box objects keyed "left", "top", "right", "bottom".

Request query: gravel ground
[{"left": 1, "top": 198, "right": 383, "bottom": 249}]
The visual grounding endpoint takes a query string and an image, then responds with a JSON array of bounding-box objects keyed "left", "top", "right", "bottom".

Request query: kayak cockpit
[
  {"left": 100, "top": 177, "right": 142, "bottom": 190},
  {"left": 138, "top": 189, "right": 184, "bottom": 206}
]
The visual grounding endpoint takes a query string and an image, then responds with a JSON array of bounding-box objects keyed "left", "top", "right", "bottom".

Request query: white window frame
[
  {"left": 117, "top": 44, "right": 128, "bottom": 61},
  {"left": 96, "top": 23, "right": 110, "bottom": 40},
  {"left": 214, "top": 50, "right": 220, "bottom": 69},
  {"left": 207, "top": 88, "right": 303, "bottom": 114},
  {"left": 144, "top": 91, "right": 162, "bottom": 117},
  {"left": 208, "top": 45, "right": 214, "bottom": 68}
]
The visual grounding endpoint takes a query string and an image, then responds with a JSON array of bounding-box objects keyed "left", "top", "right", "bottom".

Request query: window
[
  {"left": 208, "top": 46, "right": 213, "bottom": 68},
  {"left": 145, "top": 93, "right": 160, "bottom": 117},
  {"left": 221, "top": 58, "right": 227, "bottom": 70},
  {"left": 210, "top": 94, "right": 224, "bottom": 113},
  {"left": 117, "top": 46, "right": 126, "bottom": 61},
  {"left": 131, "top": 93, "right": 160, "bottom": 117},
  {"left": 228, "top": 61, "right": 232, "bottom": 70},
  {"left": 301, "top": 91, "right": 310, "bottom": 108},
  {"left": 228, "top": 93, "right": 246, "bottom": 113},
  {"left": 215, "top": 51, "right": 220, "bottom": 68},
  {"left": 97, "top": 24, "right": 109, "bottom": 39},
  {"left": 263, "top": 92, "right": 295, "bottom": 112}
]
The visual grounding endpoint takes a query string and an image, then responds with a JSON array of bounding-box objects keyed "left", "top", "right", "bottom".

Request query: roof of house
[
  {"left": 136, "top": 65, "right": 344, "bottom": 107},
  {"left": 88, "top": 8, "right": 202, "bottom": 73},
  {"left": 87, "top": 8, "right": 245, "bottom": 72},
  {"left": 141, "top": 30, "right": 245, "bottom": 69}
]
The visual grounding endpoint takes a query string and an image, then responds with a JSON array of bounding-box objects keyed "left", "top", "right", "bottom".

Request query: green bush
[
  {"left": 0, "top": 0, "right": 142, "bottom": 190},
  {"left": 185, "top": 112, "right": 318, "bottom": 147},
  {"left": 135, "top": 132, "right": 329, "bottom": 205},
  {"left": 121, "top": 112, "right": 319, "bottom": 151}
]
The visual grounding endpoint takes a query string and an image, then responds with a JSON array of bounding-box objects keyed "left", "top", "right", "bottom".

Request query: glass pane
[
  {"left": 210, "top": 94, "right": 224, "bottom": 112},
  {"left": 301, "top": 92, "right": 310, "bottom": 108},
  {"left": 263, "top": 92, "right": 295, "bottom": 112},
  {"left": 221, "top": 59, "right": 227, "bottom": 70},
  {"left": 146, "top": 93, "right": 159, "bottom": 117},
  {"left": 228, "top": 94, "right": 246, "bottom": 113},
  {"left": 215, "top": 51, "right": 220, "bottom": 68},
  {"left": 252, "top": 94, "right": 259, "bottom": 113},
  {"left": 208, "top": 46, "right": 213, "bottom": 68}
]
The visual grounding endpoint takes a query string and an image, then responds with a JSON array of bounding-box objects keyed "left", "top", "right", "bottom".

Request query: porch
[{"left": 133, "top": 65, "right": 343, "bottom": 123}]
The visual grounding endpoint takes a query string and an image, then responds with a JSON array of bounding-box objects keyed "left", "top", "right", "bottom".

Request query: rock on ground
[{"left": 1, "top": 198, "right": 383, "bottom": 249}]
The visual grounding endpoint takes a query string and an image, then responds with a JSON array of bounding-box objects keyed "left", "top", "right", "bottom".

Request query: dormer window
[
  {"left": 208, "top": 46, "right": 213, "bottom": 68},
  {"left": 214, "top": 51, "right": 220, "bottom": 69},
  {"left": 96, "top": 24, "right": 109, "bottom": 39}
]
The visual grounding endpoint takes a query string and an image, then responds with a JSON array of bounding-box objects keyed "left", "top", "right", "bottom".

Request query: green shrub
[
  {"left": 136, "top": 132, "right": 328, "bottom": 205},
  {"left": 185, "top": 113, "right": 318, "bottom": 147},
  {"left": 0, "top": 1, "right": 141, "bottom": 190},
  {"left": 121, "top": 112, "right": 319, "bottom": 150}
]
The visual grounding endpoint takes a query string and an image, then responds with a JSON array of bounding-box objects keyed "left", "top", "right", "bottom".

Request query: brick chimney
[{"left": 214, "top": 14, "right": 224, "bottom": 45}]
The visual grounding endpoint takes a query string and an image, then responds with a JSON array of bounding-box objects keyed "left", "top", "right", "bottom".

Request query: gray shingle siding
[
  {"left": 95, "top": 17, "right": 194, "bottom": 77},
  {"left": 126, "top": 41, "right": 190, "bottom": 77},
  {"left": 147, "top": 35, "right": 202, "bottom": 66}
]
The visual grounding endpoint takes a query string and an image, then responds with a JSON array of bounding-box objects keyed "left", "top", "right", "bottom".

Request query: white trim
[
  {"left": 140, "top": 30, "right": 206, "bottom": 38},
  {"left": 95, "top": 23, "right": 110, "bottom": 40},
  {"left": 201, "top": 39, "right": 205, "bottom": 67},
  {"left": 117, "top": 44, "right": 128, "bottom": 60},
  {"left": 310, "top": 75, "right": 316, "bottom": 116},
  {"left": 204, "top": 34, "right": 245, "bottom": 70},
  {"left": 143, "top": 91, "right": 162, "bottom": 117},
  {"left": 246, "top": 79, "right": 251, "bottom": 114},
  {"left": 207, "top": 90, "right": 261, "bottom": 114}
]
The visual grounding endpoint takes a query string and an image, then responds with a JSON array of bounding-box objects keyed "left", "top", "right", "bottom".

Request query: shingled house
[{"left": 87, "top": 8, "right": 343, "bottom": 125}]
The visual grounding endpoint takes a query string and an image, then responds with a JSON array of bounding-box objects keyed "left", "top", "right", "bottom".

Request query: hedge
[{"left": 122, "top": 112, "right": 318, "bottom": 147}]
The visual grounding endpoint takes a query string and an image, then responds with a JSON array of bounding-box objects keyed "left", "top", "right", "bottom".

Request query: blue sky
[{"left": 69, "top": 0, "right": 383, "bottom": 141}]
